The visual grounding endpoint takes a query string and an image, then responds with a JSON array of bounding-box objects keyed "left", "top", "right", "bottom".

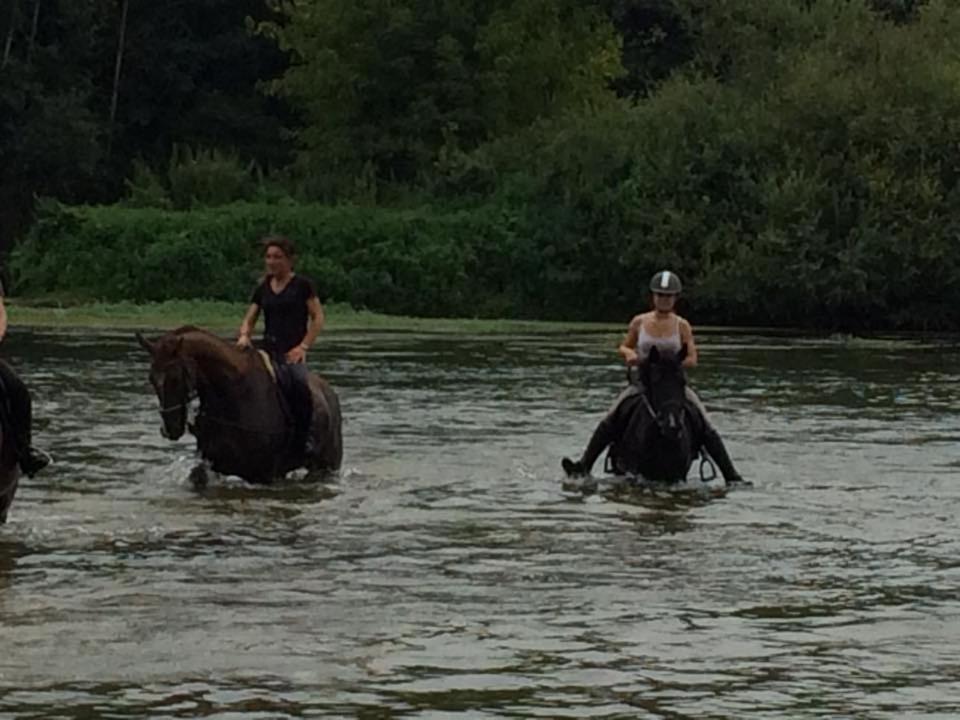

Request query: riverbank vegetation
[
  {"left": 4, "top": 1, "right": 958, "bottom": 330},
  {"left": 5, "top": 298, "right": 619, "bottom": 335}
]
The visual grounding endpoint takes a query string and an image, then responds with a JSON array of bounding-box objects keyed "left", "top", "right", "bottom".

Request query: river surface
[{"left": 1, "top": 327, "right": 958, "bottom": 718}]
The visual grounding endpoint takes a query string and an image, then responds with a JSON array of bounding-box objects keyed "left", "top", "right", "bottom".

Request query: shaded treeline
[
  {"left": 0, "top": 0, "right": 289, "bottom": 251},
  {"left": 6, "top": 0, "right": 960, "bottom": 329}
]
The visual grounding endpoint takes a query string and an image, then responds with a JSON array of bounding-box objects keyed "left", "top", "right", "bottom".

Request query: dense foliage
[
  {"left": 13, "top": 201, "right": 537, "bottom": 318},
  {"left": 0, "top": 0, "right": 289, "bottom": 248},
  {"left": 6, "top": 0, "right": 960, "bottom": 329}
]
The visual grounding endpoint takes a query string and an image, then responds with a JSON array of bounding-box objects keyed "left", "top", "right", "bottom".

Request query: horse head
[
  {"left": 136, "top": 331, "right": 196, "bottom": 440},
  {"left": 642, "top": 344, "right": 689, "bottom": 443}
]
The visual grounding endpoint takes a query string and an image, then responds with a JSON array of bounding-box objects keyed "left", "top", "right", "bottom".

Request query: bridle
[
  {"left": 640, "top": 362, "right": 687, "bottom": 437},
  {"left": 154, "top": 359, "right": 196, "bottom": 423}
]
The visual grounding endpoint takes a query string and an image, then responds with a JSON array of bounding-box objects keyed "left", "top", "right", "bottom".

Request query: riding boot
[
  {"left": 702, "top": 429, "right": 743, "bottom": 485},
  {"left": 562, "top": 417, "right": 615, "bottom": 477},
  {"left": 290, "top": 395, "right": 312, "bottom": 460},
  {"left": 14, "top": 427, "right": 49, "bottom": 477},
  {"left": 2, "top": 372, "right": 49, "bottom": 478},
  {"left": 280, "top": 361, "right": 314, "bottom": 461}
]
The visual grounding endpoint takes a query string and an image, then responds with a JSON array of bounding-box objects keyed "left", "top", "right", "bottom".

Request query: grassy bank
[{"left": 6, "top": 299, "right": 619, "bottom": 335}]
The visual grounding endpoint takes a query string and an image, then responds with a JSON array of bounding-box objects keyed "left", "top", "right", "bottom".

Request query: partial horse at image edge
[
  {"left": 0, "top": 426, "right": 20, "bottom": 523},
  {"left": 137, "top": 326, "right": 342, "bottom": 484}
]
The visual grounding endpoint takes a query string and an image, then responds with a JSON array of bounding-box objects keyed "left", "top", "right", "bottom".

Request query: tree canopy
[{"left": 5, "top": 0, "right": 960, "bottom": 329}]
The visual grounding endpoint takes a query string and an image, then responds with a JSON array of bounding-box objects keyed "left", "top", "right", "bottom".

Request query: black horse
[
  {"left": 0, "top": 424, "right": 20, "bottom": 523},
  {"left": 138, "top": 326, "right": 342, "bottom": 484},
  {"left": 0, "top": 369, "right": 25, "bottom": 522},
  {"left": 606, "top": 345, "right": 706, "bottom": 483}
]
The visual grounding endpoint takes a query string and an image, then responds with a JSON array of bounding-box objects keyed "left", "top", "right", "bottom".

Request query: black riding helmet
[{"left": 650, "top": 270, "right": 682, "bottom": 295}]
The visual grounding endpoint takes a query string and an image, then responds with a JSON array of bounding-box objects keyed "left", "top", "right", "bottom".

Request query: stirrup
[{"left": 698, "top": 453, "right": 717, "bottom": 482}]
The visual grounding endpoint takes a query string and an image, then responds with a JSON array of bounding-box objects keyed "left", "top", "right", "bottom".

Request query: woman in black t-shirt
[
  {"left": 236, "top": 236, "right": 325, "bottom": 454},
  {"left": 237, "top": 236, "right": 325, "bottom": 361}
]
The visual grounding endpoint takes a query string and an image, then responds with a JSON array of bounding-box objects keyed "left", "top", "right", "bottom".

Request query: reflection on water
[{"left": 1, "top": 328, "right": 959, "bottom": 718}]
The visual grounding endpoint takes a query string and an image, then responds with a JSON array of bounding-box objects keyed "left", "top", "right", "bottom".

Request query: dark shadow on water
[
  {"left": 562, "top": 474, "right": 730, "bottom": 512},
  {"left": 624, "top": 510, "right": 698, "bottom": 537},
  {"left": 0, "top": 538, "right": 28, "bottom": 590}
]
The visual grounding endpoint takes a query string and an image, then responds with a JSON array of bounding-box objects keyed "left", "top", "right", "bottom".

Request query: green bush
[
  {"left": 13, "top": 2, "right": 960, "bottom": 330},
  {"left": 123, "top": 145, "right": 269, "bottom": 210},
  {"left": 10, "top": 201, "right": 529, "bottom": 318},
  {"left": 430, "top": 0, "right": 960, "bottom": 328}
]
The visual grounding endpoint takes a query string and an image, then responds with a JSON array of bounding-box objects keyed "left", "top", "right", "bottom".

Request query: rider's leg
[
  {"left": 562, "top": 384, "right": 640, "bottom": 477},
  {"left": 0, "top": 361, "right": 49, "bottom": 477},
  {"left": 685, "top": 387, "right": 743, "bottom": 484},
  {"left": 287, "top": 362, "right": 314, "bottom": 456}
]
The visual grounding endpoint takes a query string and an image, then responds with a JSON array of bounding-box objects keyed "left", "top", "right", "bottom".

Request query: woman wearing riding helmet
[{"left": 561, "top": 270, "right": 743, "bottom": 484}]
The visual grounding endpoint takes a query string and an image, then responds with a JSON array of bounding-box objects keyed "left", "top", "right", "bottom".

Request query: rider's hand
[
  {"left": 236, "top": 333, "right": 252, "bottom": 349},
  {"left": 286, "top": 345, "right": 306, "bottom": 364},
  {"left": 623, "top": 349, "right": 639, "bottom": 366}
]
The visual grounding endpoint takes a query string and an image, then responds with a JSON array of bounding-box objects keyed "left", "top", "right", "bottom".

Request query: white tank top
[{"left": 637, "top": 315, "right": 682, "bottom": 361}]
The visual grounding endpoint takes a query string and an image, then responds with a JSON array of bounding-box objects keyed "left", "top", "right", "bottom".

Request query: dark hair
[{"left": 261, "top": 235, "right": 296, "bottom": 259}]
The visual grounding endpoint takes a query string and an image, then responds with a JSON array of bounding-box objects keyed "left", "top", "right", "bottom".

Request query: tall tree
[
  {"left": 594, "top": 0, "right": 692, "bottom": 98},
  {"left": 264, "top": 0, "right": 623, "bottom": 198},
  {"left": 106, "top": 0, "right": 128, "bottom": 158},
  {"left": 2, "top": 1, "right": 17, "bottom": 69},
  {"left": 25, "top": 0, "right": 39, "bottom": 64},
  {"left": 107, "top": 0, "right": 293, "bottom": 172}
]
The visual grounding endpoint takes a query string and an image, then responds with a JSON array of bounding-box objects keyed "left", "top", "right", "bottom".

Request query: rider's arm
[
  {"left": 0, "top": 295, "right": 7, "bottom": 342},
  {"left": 238, "top": 303, "right": 260, "bottom": 345},
  {"left": 680, "top": 318, "right": 698, "bottom": 368},
  {"left": 618, "top": 315, "right": 642, "bottom": 365},
  {"left": 299, "top": 297, "right": 325, "bottom": 350}
]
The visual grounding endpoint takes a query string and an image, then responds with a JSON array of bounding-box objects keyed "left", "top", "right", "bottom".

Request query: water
[{"left": 1, "top": 328, "right": 959, "bottom": 718}]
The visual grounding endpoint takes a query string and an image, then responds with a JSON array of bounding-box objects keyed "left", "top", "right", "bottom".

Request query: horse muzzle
[{"left": 160, "top": 421, "right": 185, "bottom": 441}]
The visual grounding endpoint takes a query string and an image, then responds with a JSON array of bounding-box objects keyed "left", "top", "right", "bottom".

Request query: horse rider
[
  {"left": 236, "top": 236, "right": 325, "bottom": 457},
  {"left": 0, "top": 281, "right": 50, "bottom": 476},
  {"left": 561, "top": 270, "right": 744, "bottom": 484}
]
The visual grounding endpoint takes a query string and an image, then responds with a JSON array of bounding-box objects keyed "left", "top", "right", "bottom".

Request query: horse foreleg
[{"left": 187, "top": 462, "right": 211, "bottom": 490}]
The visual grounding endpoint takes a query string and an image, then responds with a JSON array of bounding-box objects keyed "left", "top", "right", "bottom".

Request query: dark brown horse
[
  {"left": 137, "top": 326, "right": 342, "bottom": 484},
  {"left": 0, "top": 426, "right": 20, "bottom": 523}
]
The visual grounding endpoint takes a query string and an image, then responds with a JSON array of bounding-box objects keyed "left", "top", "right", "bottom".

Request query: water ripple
[{"left": 0, "top": 329, "right": 958, "bottom": 717}]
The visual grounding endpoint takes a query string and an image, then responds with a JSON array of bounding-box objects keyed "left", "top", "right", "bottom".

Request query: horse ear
[
  {"left": 648, "top": 345, "right": 660, "bottom": 363},
  {"left": 135, "top": 332, "right": 155, "bottom": 355},
  {"left": 678, "top": 343, "right": 688, "bottom": 363}
]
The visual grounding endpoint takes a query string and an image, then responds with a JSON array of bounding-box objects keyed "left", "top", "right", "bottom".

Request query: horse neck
[{"left": 179, "top": 332, "right": 251, "bottom": 399}]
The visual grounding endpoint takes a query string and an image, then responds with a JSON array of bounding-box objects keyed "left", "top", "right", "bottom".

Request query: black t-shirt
[{"left": 251, "top": 274, "right": 318, "bottom": 355}]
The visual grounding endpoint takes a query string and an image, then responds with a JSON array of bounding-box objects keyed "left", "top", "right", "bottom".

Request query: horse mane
[
  {"left": 168, "top": 325, "right": 237, "bottom": 348},
  {"left": 170, "top": 324, "right": 217, "bottom": 339},
  {"left": 163, "top": 325, "right": 252, "bottom": 376}
]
